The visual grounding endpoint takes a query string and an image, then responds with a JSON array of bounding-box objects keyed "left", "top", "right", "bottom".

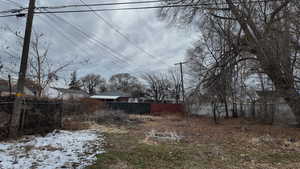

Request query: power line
[
  {"left": 0, "top": 0, "right": 162, "bottom": 15},
  {"left": 43, "top": 9, "right": 176, "bottom": 72},
  {"left": 0, "top": 4, "right": 204, "bottom": 17},
  {"left": 35, "top": 4, "right": 206, "bottom": 14},
  {"left": 37, "top": 0, "right": 162, "bottom": 10},
  {"left": 0, "top": 13, "right": 19, "bottom": 17},
  {"left": 44, "top": 12, "right": 173, "bottom": 75},
  {"left": 45, "top": 12, "right": 134, "bottom": 67},
  {"left": 0, "top": 0, "right": 23, "bottom": 8},
  {"left": 78, "top": 0, "right": 167, "bottom": 64},
  {"left": 21, "top": 0, "right": 288, "bottom": 11},
  {"left": 0, "top": 0, "right": 287, "bottom": 17},
  {"left": 130, "top": 66, "right": 170, "bottom": 75},
  {"left": 40, "top": 14, "right": 126, "bottom": 74}
]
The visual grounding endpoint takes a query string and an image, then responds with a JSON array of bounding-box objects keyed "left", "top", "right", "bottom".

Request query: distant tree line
[{"left": 68, "top": 69, "right": 183, "bottom": 103}]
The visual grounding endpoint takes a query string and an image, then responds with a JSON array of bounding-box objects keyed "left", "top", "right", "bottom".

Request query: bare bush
[
  {"left": 92, "top": 110, "right": 129, "bottom": 124},
  {"left": 64, "top": 110, "right": 129, "bottom": 129}
]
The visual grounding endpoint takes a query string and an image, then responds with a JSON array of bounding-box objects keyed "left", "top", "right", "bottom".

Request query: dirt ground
[{"left": 86, "top": 114, "right": 300, "bottom": 169}]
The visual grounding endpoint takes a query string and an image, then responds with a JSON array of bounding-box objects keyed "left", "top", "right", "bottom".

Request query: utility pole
[
  {"left": 175, "top": 61, "right": 187, "bottom": 103},
  {"left": 8, "top": 75, "right": 12, "bottom": 96},
  {"left": 9, "top": 0, "right": 36, "bottom": 138}
]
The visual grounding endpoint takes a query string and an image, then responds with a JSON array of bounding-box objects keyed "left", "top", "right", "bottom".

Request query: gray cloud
[{"left": 0, "top": 0, "right": 198, "bottom": 86}]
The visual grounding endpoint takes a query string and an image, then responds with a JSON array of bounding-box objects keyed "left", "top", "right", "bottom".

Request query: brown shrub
[
  {"left": 63, "top": 110, "right": 129, "bottom": 130},
  {"left": 63, "top": 98, "right": 106, "bottom": 116},
  {"left": 63, "top": 118, "right": 91, "bottom": 130},
  {"left": 79, "top": 98, "right": 106, "bottom": 113},
  {"left": 93, "top": 110, "right": 129, "bottom": 124}
]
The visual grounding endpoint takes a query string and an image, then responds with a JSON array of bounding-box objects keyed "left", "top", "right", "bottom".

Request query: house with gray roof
[
  {"left": 52, "top": 87, "right": 89, "bottom": 100},
  {"left": 90, "top": 91, "right": 134, "bottom": 102}
]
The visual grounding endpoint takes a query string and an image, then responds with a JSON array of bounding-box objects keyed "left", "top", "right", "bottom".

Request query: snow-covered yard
[{"left": 0, "top": 130, "right": 104, "bottom": 169}]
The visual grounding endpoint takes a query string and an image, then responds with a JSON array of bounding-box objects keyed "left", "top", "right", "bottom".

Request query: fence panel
[
  {"left": 107, "top": 102, "right": 151, "bottom": 114},
  {"left": 150, "top": 103, "right": 185, "bottom": 115},
  {"left": 0, "top": 96, "right": 62, "bottom": 140}
]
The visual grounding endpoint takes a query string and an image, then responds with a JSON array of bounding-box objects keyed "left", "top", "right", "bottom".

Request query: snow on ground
[{"left": 0, "top": 130, "right": 104, "bottom": 169}]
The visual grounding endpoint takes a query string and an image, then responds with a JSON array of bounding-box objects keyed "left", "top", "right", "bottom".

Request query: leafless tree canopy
[
  {"left": 142, "top": 73, "right": 171, "bottom": 103},
  {"left": 109, "top": 73, "right": 143, "bottom": 96},
  {"left": 81, "top": 74, "right": 106, "bottom": 95},
  {"left": 28, "top": 32, "right": 75, "bottom": 97},
  {"left": 160, "top": 0, "right": 300, "bottom": 122}
]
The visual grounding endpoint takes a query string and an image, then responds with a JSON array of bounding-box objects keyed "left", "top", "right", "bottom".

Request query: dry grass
[
  {"left": 63, "top": 110, "right": 131, "bottom": 131},
  {"left": 88, "top": 115, "right": 300, "bottom": 169},
  {"left": 62, "top": 118, "right": 91, "bottom": 130},
  {"left": 89, "top": 123, "right": 128, "bottom": 134}
]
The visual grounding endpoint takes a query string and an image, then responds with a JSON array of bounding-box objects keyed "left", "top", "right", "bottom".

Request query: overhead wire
[
  {"left": 78, "top": 0, "right": 168, "bottom": 65},
  {"left": 42, "top": 11, "right": 172, "bottom": 73},
  {"left": 40, "top": 13, "right": 126, "bottom": 74},
  {"left": 42, "top": 5, "right": 171, "bottom": 75},
  {"left": 34, "top": 0, "right": 281, "bottom": 74},
  {"left": 0, "top": 0, "right": 289, "bottom": 76},
  {"left": 0, "top": 0, "right": 288, "bottom": 17},
  {"left": 0, "top": 0, "right": 162, "bottom": 15},
  {"left": 75, "top": 0, "right": 194, "bottom": 74},
  {"left": 37, "top": 0, "right": 162, "bottom": 10},
  {"left": 44, "top": 11, "right": 134, "bottom": 67},
  {"left": 0, "top": 0, "right": 23, "bottom": 8}
]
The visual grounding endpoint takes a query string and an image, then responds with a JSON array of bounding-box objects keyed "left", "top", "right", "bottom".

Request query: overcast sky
[{"left": 0, "top": 0, "right": 199, "bottom": 86}]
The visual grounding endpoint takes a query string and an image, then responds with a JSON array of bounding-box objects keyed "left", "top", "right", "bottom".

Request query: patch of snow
[{"left": 0, "top": 130, "right": 104, "bottom": 169}]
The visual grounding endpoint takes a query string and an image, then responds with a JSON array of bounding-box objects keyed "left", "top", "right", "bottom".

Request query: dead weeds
[{"left": 89, "top": 115, "right": 300, "bottom": 169}]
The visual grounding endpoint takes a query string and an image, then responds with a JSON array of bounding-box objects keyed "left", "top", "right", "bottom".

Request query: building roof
[
  {"left": 52, "top": 87, "right": 89, "bottom": 96},
  {"left": 89, "top": 91, "right": 131, "bottom": 100},
  {"left": 90, "top": 95, "right": 120, "bottom": 100},
  {"left": 95, "top": 91, "right": 130, "bottom": 97}
]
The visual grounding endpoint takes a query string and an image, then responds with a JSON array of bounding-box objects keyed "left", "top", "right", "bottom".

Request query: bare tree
[
  {"left": 28, "top": 32, "right": 74, "bottom": 97},
  {"left": 142, "top": 73, "right": 171, "bottom": 103},
  {"left": 68, "top": 71, "right": 81, "bottom": 90},
  {"left": 161, "top": 0, "right": 300, "bottom": 124},
  {"left": 3, "top": 29, "right": 74, "bottom": 97},
  {"left": 109, "top": 73, "right": 143, "bottom": 96},
  {"left": 81, "top": 74, "right": 106, "bottom": 95}
]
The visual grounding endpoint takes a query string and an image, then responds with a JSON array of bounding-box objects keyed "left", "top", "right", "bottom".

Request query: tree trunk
[
  {"left": 212, "top": 101, "right": 218, "bottom": 124},
  {"left": 279, "top": 88, "right": 300, "bottom": 125},
  {"left": 251, "top": 101, "right": 256, "bottom": 119},
  {"left": 232, "top": 102, "right": 238, "bottom": 118},
  {"left": 224, "top": 98, "right": 229, "bottom": 118},
  {"left": 266, "top": 66, "right": 300, "bottom": 125}
]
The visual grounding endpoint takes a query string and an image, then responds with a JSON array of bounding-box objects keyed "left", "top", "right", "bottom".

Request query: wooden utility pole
[
  {"left": 8, "top": 75, "right": 12, "bottom": 96},
  {"left": 9, "top": 0, "right": 36, "bottom": 138},
  {"left": 175, "top": 61, "right": 187, "bottom": 103}
]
